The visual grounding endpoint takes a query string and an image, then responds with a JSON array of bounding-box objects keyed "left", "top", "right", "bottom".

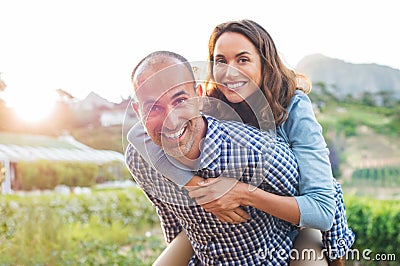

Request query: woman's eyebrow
[
  {"left": 215, "top": 51, "right": 251, "bottom": 58},
  {"left": 236, "top": 51, "right": 251, "bottom": 57}
]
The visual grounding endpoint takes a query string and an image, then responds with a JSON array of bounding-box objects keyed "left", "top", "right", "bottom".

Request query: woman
[
  {"left": 130, "top": 19, "right": 354, "bottom": 265},
  {"left": 199, "top": 19, "right": 354, "bottom": 265}
]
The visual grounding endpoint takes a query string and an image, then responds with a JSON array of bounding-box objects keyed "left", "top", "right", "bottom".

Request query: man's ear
[{"left": 131, "top": 102, "right": 140, "bottom": 118}]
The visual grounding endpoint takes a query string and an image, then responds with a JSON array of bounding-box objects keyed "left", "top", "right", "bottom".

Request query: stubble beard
[{"left": 163, "top": 118, "right": 202, "bottom": 161}]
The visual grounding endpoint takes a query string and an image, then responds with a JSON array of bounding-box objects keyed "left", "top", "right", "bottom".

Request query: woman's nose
[{"left": 225, "top": 64, "right": 240, "bottom": 77}]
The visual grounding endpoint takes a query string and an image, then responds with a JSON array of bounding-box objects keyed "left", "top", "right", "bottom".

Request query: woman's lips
[{"left": 224, "top": 81, "right": 246, "bottom": 90}]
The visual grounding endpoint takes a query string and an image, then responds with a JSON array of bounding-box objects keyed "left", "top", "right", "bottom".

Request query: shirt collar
[{"left": 197, "top": 115, "right": 223, "bottom": 169}]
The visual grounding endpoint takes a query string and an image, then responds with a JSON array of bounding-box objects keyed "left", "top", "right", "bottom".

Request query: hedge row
[
  {"left": 345, "top": 195, "right": 400, "bottom": 262},
  {"left": 348, "top": 166, "right": 400, "bottom": 187},
  {"left": 14, "top": 160, "right": 130, "bottom": 190}
]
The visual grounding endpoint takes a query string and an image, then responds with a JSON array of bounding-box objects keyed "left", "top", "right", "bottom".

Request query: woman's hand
[
  {"left": 210, "top": 208, "right": 250, "bottom": 224},
  {"left": 185, "top": 176, "right": 300, "bottom": 225},
  {"left": 186, "top": 177, "right": 250, "bottom": 223}
]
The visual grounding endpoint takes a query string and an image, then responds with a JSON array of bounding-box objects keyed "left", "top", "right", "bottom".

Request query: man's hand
[{"left": 186, "top": 177, "right": 250, "bottom": 223}]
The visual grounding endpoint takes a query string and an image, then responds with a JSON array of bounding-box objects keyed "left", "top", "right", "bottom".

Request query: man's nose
[{"left": 163, "top": 107, "right": 181, "bottom": 130}]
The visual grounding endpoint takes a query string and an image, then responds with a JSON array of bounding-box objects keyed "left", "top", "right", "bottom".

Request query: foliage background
[
  {"left": 1, "top": 189, "right": 399, "bottom": 265},
  {"left": 0, "top": 187, "right": 163, "bottom": 265}
]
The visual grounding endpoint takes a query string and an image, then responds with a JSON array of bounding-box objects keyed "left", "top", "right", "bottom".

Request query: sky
[{"left": 1, "top": 0, "right": 399, "bottom": 114}]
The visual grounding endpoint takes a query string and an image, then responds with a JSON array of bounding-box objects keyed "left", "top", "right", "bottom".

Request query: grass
[
  {"left": 342, "top": 127, "right": 400, "bottom": 168},
  {"left": 315, "top": 102, "right": 400, "bottom": 164},
  {"left": 317, "top": 104, "right": 392, "bottom": 131}
]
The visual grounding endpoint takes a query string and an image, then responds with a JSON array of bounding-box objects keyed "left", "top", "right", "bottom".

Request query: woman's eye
[
  {"left": 239, "top": 57, "right": 249, "bottom": 63},
  {"left": 214, "top": 58, "right": 226, "bottom": 64}
]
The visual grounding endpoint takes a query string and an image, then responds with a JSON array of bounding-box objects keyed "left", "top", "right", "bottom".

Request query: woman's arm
[
  {"left": 281, "top": 91, "right": 335, "bottom": 230},
  {"left": 128, "top": 122, "right": 250, "bottom": 223},
  {"left": 189, "top": 177, "right": 300, "bottom": 225},
  {"left": 127, "top": 122, "right": 194, "bottom": 186}
]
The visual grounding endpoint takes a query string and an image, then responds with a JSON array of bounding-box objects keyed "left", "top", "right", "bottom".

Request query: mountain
[{"left": 296, "top": 54, "right": 400, "bottom": 100}]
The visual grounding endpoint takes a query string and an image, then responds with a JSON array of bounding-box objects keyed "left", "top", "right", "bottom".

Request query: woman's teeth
[{"left": 226, "top": 82, "right": 245, "bottom": 90}]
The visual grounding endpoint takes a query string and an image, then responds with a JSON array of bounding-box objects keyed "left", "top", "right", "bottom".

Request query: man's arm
[
  {"left": 145, "top": 191, "right": 184, "bottom": 244},
  {"left": 125, "top": 144, "right": 183, "bottom": 242}
]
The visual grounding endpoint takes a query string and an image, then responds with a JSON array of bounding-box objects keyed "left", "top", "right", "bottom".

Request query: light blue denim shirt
[{"left": 127, "top": 90, "right": 335, "bottom": 230}]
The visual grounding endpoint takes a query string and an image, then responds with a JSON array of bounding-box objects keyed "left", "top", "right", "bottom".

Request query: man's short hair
[{"left": 131, "top": 51, "right": 195, "bottom": 82}]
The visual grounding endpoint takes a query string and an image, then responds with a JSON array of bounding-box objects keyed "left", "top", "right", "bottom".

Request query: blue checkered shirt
[
  {"left": 323, "top": 181, "right": 355, "bottom": 260},
  {"left": 126, "top": 115, "right": 300, "bottom": 265}
]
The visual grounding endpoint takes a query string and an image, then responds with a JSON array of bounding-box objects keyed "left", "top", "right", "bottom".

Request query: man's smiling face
[{"left": 133, "top": 59, "right": 204, "bottom": 160}]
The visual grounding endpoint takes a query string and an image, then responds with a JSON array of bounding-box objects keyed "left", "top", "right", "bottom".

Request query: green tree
[
  {"left": 361, "top": 91, "right": 376, "bottom": 106},
  {"left": 377, "top": 90, "right": 393, "bottom": 107}
]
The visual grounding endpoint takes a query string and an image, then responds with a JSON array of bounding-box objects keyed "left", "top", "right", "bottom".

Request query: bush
[
  {"left": 15, "top": 160, "right": 100, "bottom": 190},
  {"left": 338, "top": 117, "right": 358, "bottom": 137},
  {"left": 15, "top": 160, "right": 130, "bottom": 190},
  {"left": 96, "top": 161, "right": 131, "bottom": 183},
  {"left": 0, "top": 187, "right": 163, "bottom": 265},
  {"left": 2, "top": 188, "right": 398, "bottom": 265},
  {"left": 345, "top": 195, "right": 400, "bottom": 264}
]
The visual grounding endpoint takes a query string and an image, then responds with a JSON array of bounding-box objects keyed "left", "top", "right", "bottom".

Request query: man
[{"left": 125, "top": 51, "right": 323, "bottom": 265}]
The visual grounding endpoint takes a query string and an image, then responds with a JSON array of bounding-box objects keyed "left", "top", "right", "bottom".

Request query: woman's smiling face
[{"left": 212, "top": 31, "right": 262, "bottom": 103}]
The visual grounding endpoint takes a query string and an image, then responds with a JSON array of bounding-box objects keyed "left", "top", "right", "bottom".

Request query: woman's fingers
[
  {"left": 188, "top": 178, "right": 237, "bottom": 203},
  {"left": 232, "top": 207, "right": 250, "bottom": 220},
  {"left": 210, "top": 208, "right": 250, "bottom": 224}
]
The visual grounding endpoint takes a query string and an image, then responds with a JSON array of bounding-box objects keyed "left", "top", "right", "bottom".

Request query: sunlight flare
[{"left": 7, "top": 91, "right": 57, "bottom": 123}]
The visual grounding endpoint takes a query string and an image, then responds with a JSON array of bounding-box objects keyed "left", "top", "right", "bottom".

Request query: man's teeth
[
  {"left": 226, "top": 82, "right": 245, "bottom": 89},
  {"left": 164, "top": 126, "right": 186, "bottom": 139}
]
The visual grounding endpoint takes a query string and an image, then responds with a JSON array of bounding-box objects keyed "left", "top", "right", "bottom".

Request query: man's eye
[
  {"left": 146, "top": 105, "right": 162, "bottom": 116},
  {"left": 174, "top": 98, "right": 186, "bottom": 106}
]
